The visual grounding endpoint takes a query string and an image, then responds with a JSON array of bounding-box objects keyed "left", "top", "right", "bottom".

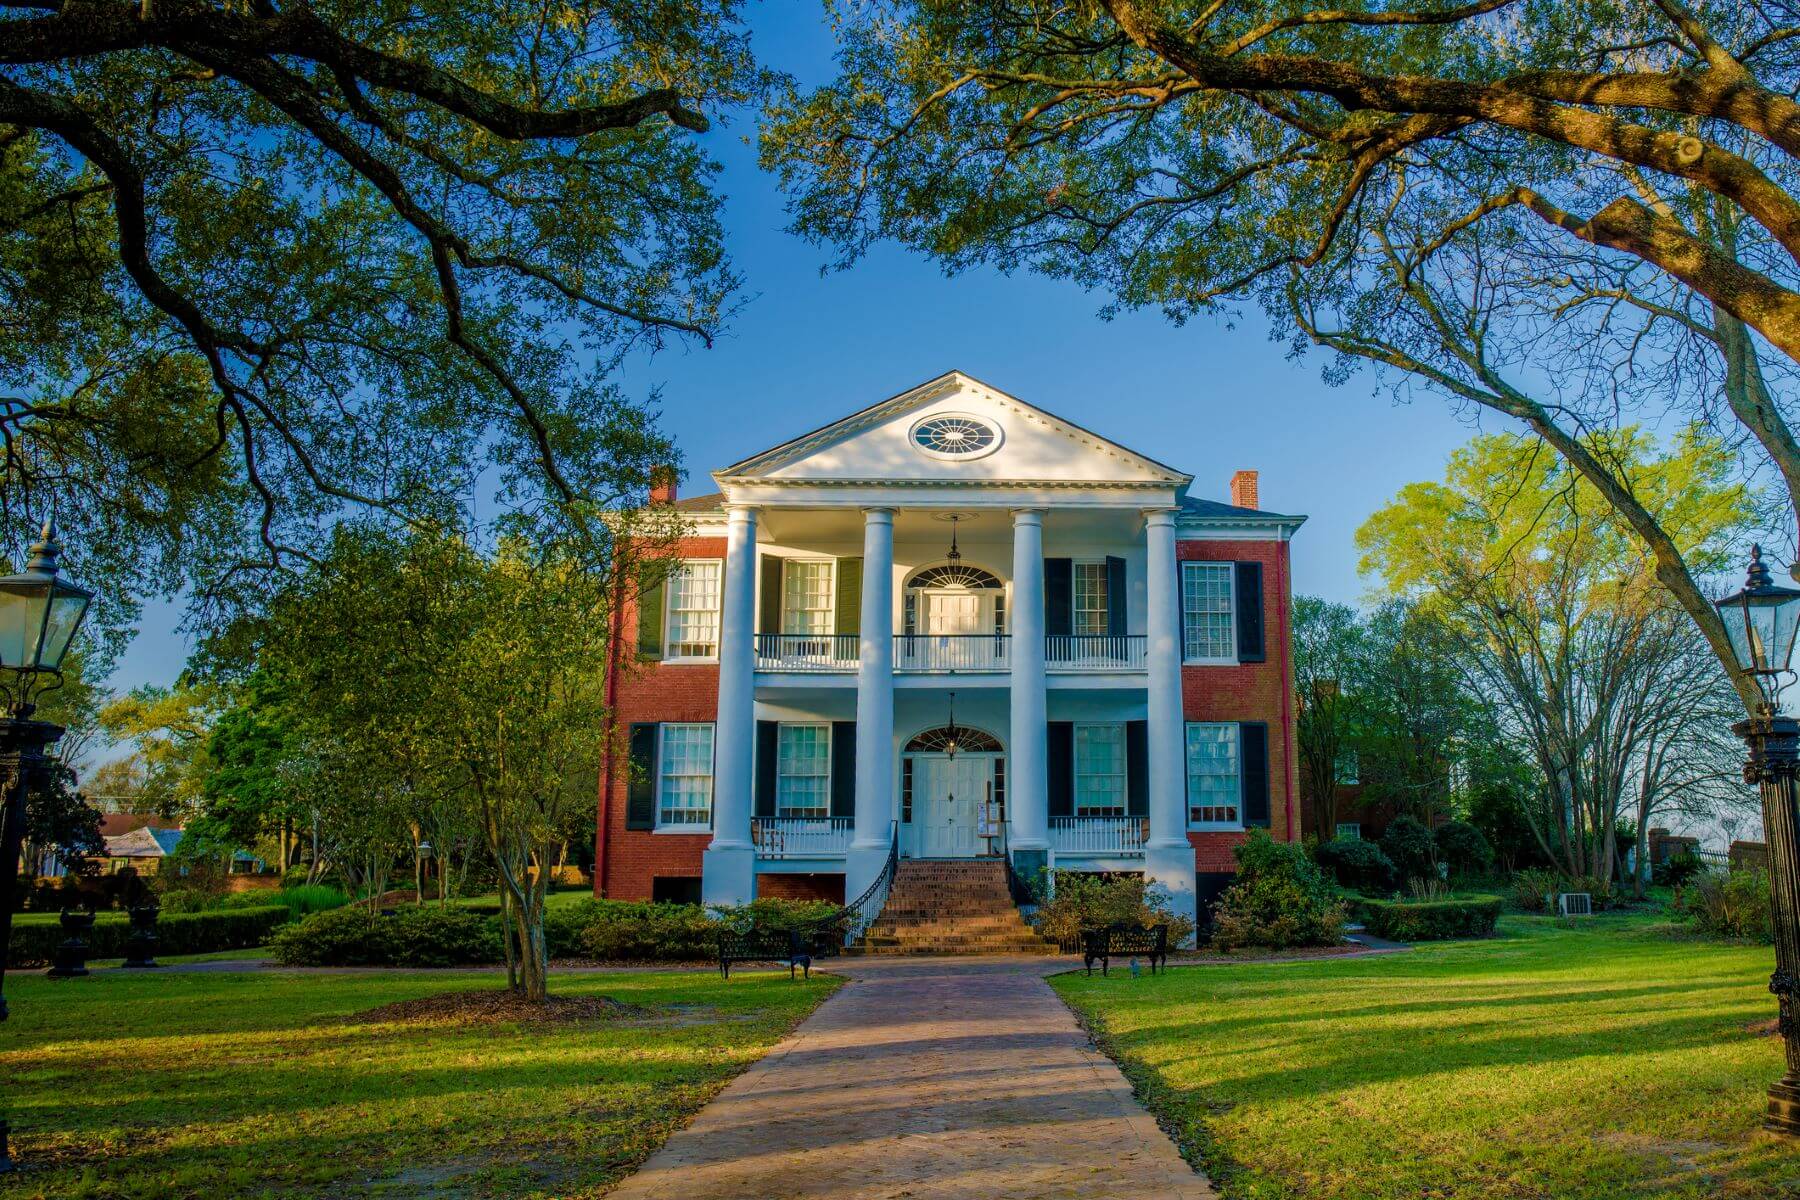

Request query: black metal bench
[
  {"left": 718, "top": 928, "right": 814, "bottom": 980},
  {"left": 1081, "top": 923, "right": 1170, "bottom": 976}
]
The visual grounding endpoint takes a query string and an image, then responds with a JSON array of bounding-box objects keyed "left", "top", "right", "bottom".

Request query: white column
[
  {"left": 1143, "top": 508, "right": 1197, "bottom": 937},
  {"left": 703, "top": 504, "right": 758, "bottom": 905},
  {"left": 846, "top": 508, "right": 896, "bottom": 900},
  {"left": 1009, "top": 510, "right": 1049, "bottom": 860}
]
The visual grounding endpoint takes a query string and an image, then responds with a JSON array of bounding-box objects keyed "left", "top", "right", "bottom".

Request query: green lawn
[
  {"left": 1053, "top": 915, "right": 1800, "bottom": 1200},
  {"left": 0, "top": 965, "right": 837, "bottom": 1199}
]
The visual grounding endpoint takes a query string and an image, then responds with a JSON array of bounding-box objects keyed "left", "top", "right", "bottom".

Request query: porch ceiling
[{"left": 755, "top": 505, "right": 1148, "bottom": 547}]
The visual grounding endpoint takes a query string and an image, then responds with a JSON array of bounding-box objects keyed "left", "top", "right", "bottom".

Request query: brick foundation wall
[{"left": 755, "top": 873, "right": 847, "bottom": 904}]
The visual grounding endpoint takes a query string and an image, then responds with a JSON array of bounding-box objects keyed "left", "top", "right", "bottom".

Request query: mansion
[{"left": 595, "top": 371, "right": 1305, "bottom": 930}]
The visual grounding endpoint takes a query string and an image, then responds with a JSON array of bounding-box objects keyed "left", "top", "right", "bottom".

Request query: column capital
[
  {"left": 1011, "top": 507, "right": 1046, "bottom": 525},
  {"left": 723, "top": 502, "right": 760, "bottom": 519},
  {"left": 1142, "top": 507, "right": 1180, "bottom": 526},
  {"left": 861, "top": 506, "right": 897, "bottom": 522}
]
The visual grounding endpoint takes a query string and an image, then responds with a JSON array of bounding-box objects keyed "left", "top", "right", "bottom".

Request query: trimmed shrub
[
  {"left": 156, "top": 888, "right": 214, "bottom": 914},
  {"left": 270, "top": 905, "right": 501, "bottom": 967},
  {"left": 1210, "top": 830, "right": 1347, "bottom": 950},
  {"left": 1315, "top": 837, "right": 1395, "bottom": 893},
  {"left": 553, "top": 899, "right": 718, "bottom": 962},
  {"left": 1433, "top": 821, "right": 1494, "bottom": 878},
  {"left": 1032, "top": 872, "right": 1196, "bottom": 951},
  {"left": 1380, "top": 816, "right": 1437, "bottom": 882},
  {"left": 9, "top": 905, "right": 291, "bottom": 966},
  {"left": 1360, "top": 895, "right": 1503, "bottom": 942},
  {"left": 713, "top": 898, "right": 849, "bottom": 939}
]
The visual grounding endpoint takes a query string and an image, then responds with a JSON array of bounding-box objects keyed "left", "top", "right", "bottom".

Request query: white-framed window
[
  {"left": 1335, "top": 822, "right": 1363, "bottom": 840},
  {"left": 782, "top": 560, "right": 835, "bottom": 635},
  {"left": 1181, "top": 562, "right": 1236, "bottom": 662},
  {"left": 1334, "top": 748, "right": 1360, "bottom": 786},
  {"left": 1073, "top": 561, "right": 1109, "bottom": 635},
  {"left": 664, "top": 560, "right": 721, "bottom": 659},
  {"left": 1186, "top": 722, "right": 1241, "bottom": 828},
  {"left": 1074, "top": 723, "right": 1127, "bottom": 817},
  {"left": 657, "top": 723, "right": 714, "bottom": 829},
  {"left": 777, "top": 723, "right": 831, "bottom": 818}
]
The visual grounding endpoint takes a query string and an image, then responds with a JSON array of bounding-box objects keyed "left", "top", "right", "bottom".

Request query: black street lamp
[
  {"left": 0, "top": 520, "right": 93, "bottom": 1173},
  {"left": 1714, "top": 544, "right": 1800, "bottom": 1136}
]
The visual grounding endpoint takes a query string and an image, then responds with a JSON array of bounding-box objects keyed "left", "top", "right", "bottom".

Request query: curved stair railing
[{"left": 832, "top": 821, "right": 899, "bottom": 950}]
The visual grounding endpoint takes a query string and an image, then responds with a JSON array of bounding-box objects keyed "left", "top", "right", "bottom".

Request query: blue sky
[{"left": 103, "top": 4, "right": 1492, "bottom": 698}]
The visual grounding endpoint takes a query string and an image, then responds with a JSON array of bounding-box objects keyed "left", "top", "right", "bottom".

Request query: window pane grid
[
  {"left": 666, "top": 562, "right": 720, "bottom": 657},
  {"left": 783, "top": 561, "right": 835, "bottom": 635},
  {"left": 659, "top": 723, "right": 714, "bottom": 827},
  {"left": 1186, "top": 722, "right": 1239, "bottom": 826},
  {"left": 1182, "top": 563, "right": 1235, "bottom": 660},
  {"left": 1073, "top": 562, "right": 1109, "bottom": 635},
  {"left": 777, "top": 723, "right": 831, "bottom": 818},
  {"left": 1075, "top": 724, "right": 1126, "bottom": 817}
]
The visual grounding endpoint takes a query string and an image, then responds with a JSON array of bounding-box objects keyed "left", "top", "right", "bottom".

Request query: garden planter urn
[
  {"left": 46, "top": 907, "right": 95, "bottom": 978},
  {"left": 122, "top": 903, "right": 160, "bottom": 969}
]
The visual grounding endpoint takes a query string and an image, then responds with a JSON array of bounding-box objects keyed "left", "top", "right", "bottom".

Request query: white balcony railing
[
  {"left": 752, "top": 816, "right": 853, "bottom": 859},
  {"left": 894, "top": 634, "right": 1011, "bottom": 672},
  {"left": 1045, "top": 635, "right": 1147, "bottom": 672},
  {"left": 1050, "top": 815, "right": 1149, "bottom": 857},
  {"left": 755, "top": 633, "right": 859, "bottom": 672}
]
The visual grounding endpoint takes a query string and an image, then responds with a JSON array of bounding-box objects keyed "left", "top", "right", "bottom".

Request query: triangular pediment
[{"left": 716, "top": 371, "right": 1189, "bottom": 489}]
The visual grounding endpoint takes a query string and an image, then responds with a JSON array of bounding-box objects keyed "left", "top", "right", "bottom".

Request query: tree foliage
[
  {"left": 0, "top": 0, "right": 762, "bottom": 635},
  {"left": 766, "top": 0, "right": 1800, "bottom": 713}
]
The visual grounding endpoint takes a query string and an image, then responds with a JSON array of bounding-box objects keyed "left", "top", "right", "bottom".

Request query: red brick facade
[{"left": 597, "top": 533, "right": 1298, "bottom": 900}]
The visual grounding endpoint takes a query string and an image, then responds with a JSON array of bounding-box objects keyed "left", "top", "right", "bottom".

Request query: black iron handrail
[
  {"left": 822, "top": 821, "right": 898, "bottom": 950},
  {"left": 996, "top": 820, "right": 1040, "bottom": 907}
]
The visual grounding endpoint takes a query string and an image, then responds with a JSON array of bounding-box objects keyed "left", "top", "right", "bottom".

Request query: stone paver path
[{"left": 606, "top": 955, "right": 1215, "bottom": 1199}]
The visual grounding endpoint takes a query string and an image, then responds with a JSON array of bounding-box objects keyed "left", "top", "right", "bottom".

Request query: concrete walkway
[{"left": 606, "top": 956, "right": 1215, "bottom": 1199}]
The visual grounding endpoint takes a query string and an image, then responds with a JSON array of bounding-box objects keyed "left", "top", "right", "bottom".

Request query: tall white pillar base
[
  {"left": 846, "top": 843, "right": 891, "bottom": 906},
  {"left": 702, "top": 844, "right": 756, "bottom": 906},
  {"left": 1144, "top": 842, "right": 1199, "bottom": 947}
]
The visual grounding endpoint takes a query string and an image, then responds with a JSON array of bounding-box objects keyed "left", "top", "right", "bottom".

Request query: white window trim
[
  {"left": 1181, "top": 561, "right": 1238, "bottom": 665},
  {"left": 1335, "top": 822, "right": 1363, "bottom": 840},
  {"left": 1186, "top": 721, "right": 1244, "bottom": 831},
  {"left": 1073, "top": 721, "right": 1127, "bottom": 818},
  {"left": 776, "top": 721, "right": 833, "bottom": 819},
  {"left": 781, "top": 557, "right": 839, "bottom": 638},
  {"left": 1072, "top": 559, "right": 1110, "bottom": 637},
  {"left": 663, "top": 558, "right": 723, "bottom": 664},
  {"left": 654, "top": 723, "right": 715, "bottom": 833}
]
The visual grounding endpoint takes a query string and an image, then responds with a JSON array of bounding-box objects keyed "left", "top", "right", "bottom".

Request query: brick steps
[{"left": 854, "top": 859, "right": 1057, "bottom": 956}]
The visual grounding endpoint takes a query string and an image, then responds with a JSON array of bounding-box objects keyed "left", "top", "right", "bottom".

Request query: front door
[
  {"left": 924, "top": 589, "right": 985, "bottom": 634},
  {"left": 914, "top": 754, "right": 993, "bottom": 858}
]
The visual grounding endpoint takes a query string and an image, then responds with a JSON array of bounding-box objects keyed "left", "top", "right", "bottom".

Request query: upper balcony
[{"left": 753, "top": 633, "right": 1147, "bottom": 674}]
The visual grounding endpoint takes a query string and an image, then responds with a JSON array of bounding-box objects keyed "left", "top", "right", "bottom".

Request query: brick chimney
[
  {"left": 1230, "top": 469, "right": 1259, "bottom": 510},
  {"left": 648, "top": 465, "right": 678, "bottom": 505}
]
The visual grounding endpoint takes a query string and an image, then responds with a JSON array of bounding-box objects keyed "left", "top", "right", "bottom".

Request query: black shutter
[
  {"left": 1047, "top": 721, "right": 1074, "bottom": 818},
  {"left": 835, "top": 558, "right": 862, "bottom": 637},
  {"left": 1044, "top": 558, "right": 1073, "bottom": 637},
  {"left": 830, "top": 721, "right": 857, "bottom": 818},
  {"left": 759, "top": 556, "right": 782, "bottom": 637},
  {"left": 755, "top": 721, "right": 779, "bottom": 817},
  {"left": 1241, "top": 721, "right": 1270, "bottom": 827},
  {"left": 1126, "top": 720, "right": 1148, "bottom": 817},
  {"left": 1235, "top": 561, "right": 1265, "bottom": 662},
  {"left": 1105, "top": 556, "right": 1127, "bottom": 638},
  {"left": 626, "top": 723, "right": 658, "bottom": 829},
  {"left": 636, "top": 578, "right": 664, "bottom": 661}
]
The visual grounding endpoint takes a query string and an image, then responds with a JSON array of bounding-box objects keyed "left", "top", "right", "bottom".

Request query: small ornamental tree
[
  {"left": 1381, "top": 816, "right": 1438, "bottom": 885},
  {"left": 1434, "top": 821, "right": 1495, "bottom": 881}
]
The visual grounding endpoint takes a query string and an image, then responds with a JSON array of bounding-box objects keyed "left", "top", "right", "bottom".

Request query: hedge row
[
  {"left": 9, "top": 905, "right": 292, "bottom": 966},
  {"left": 1358, "top": 895, "right": 1502, "bottom": 942}
]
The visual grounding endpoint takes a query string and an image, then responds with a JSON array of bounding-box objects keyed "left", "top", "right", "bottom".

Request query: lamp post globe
[
  {"left": 0, "top": 519, "right": 92, "bottom": 1172},
  {"left": 1715, "top": 544, "right": 1800, "bottom": 1136}
]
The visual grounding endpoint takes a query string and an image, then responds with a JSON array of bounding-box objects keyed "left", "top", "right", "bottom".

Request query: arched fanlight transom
[
  {"left": 907, "top": 564, "right": 1003, "bottom": 591},
  {"left": 906, "top": 725, "right": 1003, "bottom": 753}
]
